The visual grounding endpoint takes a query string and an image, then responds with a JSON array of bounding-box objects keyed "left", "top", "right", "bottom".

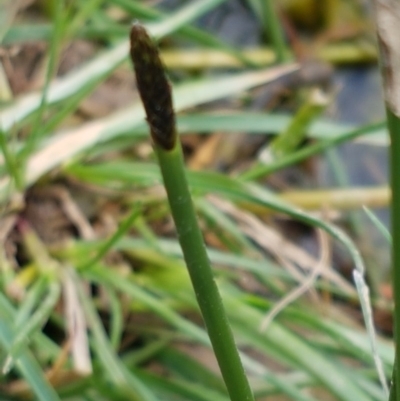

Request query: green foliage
[{"left": 0, "top": 1, "right": 391, "bottom": 401}]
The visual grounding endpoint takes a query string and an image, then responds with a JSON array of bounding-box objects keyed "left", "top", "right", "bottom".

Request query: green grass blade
[
  {"left": 22, "top": 0, "right": 67, "bottom": 160},
  {"left": 0, "top": 297, "right": 62, "bottom": 401},
  {"left": 0, "top": 0, "right": 232, "bottom": 134},
  {"left": 0, "top": 64, "right": 297, "bottom": 200},
  {"left": 241, "top": 121, "right": 384, "bottom": 181},
  {"left": 79, "top": 206, "right": 140, "bottom": 270},
  {"left": 71, "top": 268, "right": 158, "bottom": 401},
  {"left": 363, "top": 206, "right": 391, "bottom": 244},
  {"left": 111, "top": 0, "right": 255, "bottom": 66},
  {"left": 224, "top": 287, "right": 374, "bottom": 401},
  {"left": 4, "top": 281, "right": 61, "bottom": 373}
]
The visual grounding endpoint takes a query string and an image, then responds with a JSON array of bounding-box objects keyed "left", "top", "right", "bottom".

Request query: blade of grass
[
  {"left": 13, "top": 276, "right": 48, "bottom": 327},
  {"left": 86, "top": 111, "right": 385, "bottom": 148},
  {"left": 280, "top": 186, "right": 389, "bottom": 211},
  {"left": 223, "top": 286, "right": 373, "bottom": 401},
  {"left": 65, "top": 158, "right": 363, "bottom": 298},
  {"left": 3, "top": 281, "right": 61, "bottom": 374},
  {"left": 0, "top": 130, "right": 22, "bottom": 189},
  {"left": 111, "top": 0, "right": 256, "bottom": 66},
  {"left": 86, "top": 261, "right": 328, "bottom": 399},
  {"left": 79, "top": 206, "right": 140, "bottom": 270},
  {"left": 21, "top": 0, "right": 67, "bottom": 161},
  {"left": 147, "top": 0, "right": 227, "bottom": 39},
  {"left": 134, "top": 369, "right": 230, "bottom": 401},
  {"left": 246, "top": 0, "right": 288, "bottom": 62},
  {"left": 129, "top": 234, "right": 381, "bottom": 400},
  {"left": 196, "top": 197, "right": 257, "bottom": 252},
  {"left": 241, "top": 120, "right": 384, "bottom": 181},
  {"left": 3, "top": 22, "right": 128, "bottom": 43},
  {"left": 105, "top": 284, "right": 123, "bottom": 352},
  {"left": 66, "top": 0, "right": 105, "bottom": 39},
  {"left": 0, "top": 289, "right": 62, "bottom": 361},
  {"left": 134, "top": 256, "right": 374, "bottom": 401},
  {"left": 0, "top": 0, "right": 233, "bottom": 134},
  {"left": 86, "top": 264, "right": 210, "bottom": 345},
  {"left": 0, "top": 300, "right": 62, "bottom": 401},
  {"left": 156, "top": 347, "right": 226, "bottom": 392},
  {"left": 260, "top": 88, "right": 329, "bottom": 163},
  {"left": 0, "top": 63, "right": 298, "bottom": 200},
  {"left": 353, "top": 270, "right": 389, "bottom": 397},
  {"left": 68, "top": 155, "right": 366, "bottom": 283},
  {"left": 280, "top": 305, "right": 394, "bottom": 369},
  {"left": 363, "top": 206, "right": 391, "bottom": 244},
  {"left": 115, "top": 236, "right": 290, "bottom": 282},
  {"left": 139, "top": 113, "right": 385, "bottom": 145},
  {"left": 70, "top": 267, "right": 158, "bottom": 401},
  {"left": 156, "top": 346, "right": 318, "bottom": 401},
  {"left": 40, "top": 70, "right": 111, "bottom": 136}
]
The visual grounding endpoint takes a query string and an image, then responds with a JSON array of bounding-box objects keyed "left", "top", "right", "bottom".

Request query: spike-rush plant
[{"left": 129, "top": 24, "right": 254, "bottom": 401}]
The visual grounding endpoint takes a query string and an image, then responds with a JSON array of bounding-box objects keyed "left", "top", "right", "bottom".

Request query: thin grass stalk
[
  {"left": 363, "top": 206, "right": 392, "bottom": 244},
  {"left": 72, "top": 268, "right": 157, "bottom": 401},
  {"left": 79, "top": 207, "right": 140, "bottom": 270},
  {"left": 261, "top": 0, "right": 287, "bottom": 63},
  {"left": 0, "top": 130, "right": 22, "bottom": 190},
  {"left": 129, "top": 23, "right": 254, "bottom": 401},
  {"left": 388, "top": 107, "right": 400, "bottom": 401},
  {"left": 3, "top": 282, "right": 61, "bottom": 374},
  {"left": 245, "top": 0, "right": 287, "bottom": 62},
  {"left": 111, "top": 0, "right": 256, "bottom": 67},
  {"left": 0, "top": 318, "right": 62, "bottom": 401},
  {"left": 259, "top": 88, "right": 328, "bottom": 163},
  {"left": 21, "top": 0, "right": 66, "bottom": 161},
  {"left": 373, "top": 1, "right": 400, "bottom": 398},
  {"left": 66, "top": 0, "right": 104, "bottom": 38}
]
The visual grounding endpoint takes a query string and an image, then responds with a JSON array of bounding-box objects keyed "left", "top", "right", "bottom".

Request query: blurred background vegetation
[{"left": 0, "top": 1, "right": 393, "bottom": 400}]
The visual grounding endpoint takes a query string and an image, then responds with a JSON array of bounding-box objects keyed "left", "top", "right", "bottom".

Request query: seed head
[{"left": 130, "top": 23, "right": 176, "bottom": 150}]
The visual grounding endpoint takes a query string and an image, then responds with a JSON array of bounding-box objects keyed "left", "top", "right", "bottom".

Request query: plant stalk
[
  {"left": 129, "top": 23, "right": 254, "bottom": 401},
  {"left": 373, "top": 1, "right": 400, "bottom": 398},
  {"left": 156, "top": 143, "right": 254, "bottom": 401},
  {"left": 388, "top": 107, "right": 400, "bottom": 401}
]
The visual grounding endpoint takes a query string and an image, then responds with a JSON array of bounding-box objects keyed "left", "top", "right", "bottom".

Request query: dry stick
[{"left": 129, "top": 24, "right": 254, "bottom": 401}]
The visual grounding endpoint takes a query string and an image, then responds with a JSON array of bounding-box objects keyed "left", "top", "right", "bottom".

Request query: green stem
[
  {"left": 129, "top": 23, "right": 254, "bottom": 401},
  {"left": 388, "top": 107, "right": 400, "bottom": 400},
  {"left": 266, "top": 88, "right": 328, "bottom": 161},
  {"left": 263, "top": 0, "right": 287, "bottom": 63},
  {"left": 21, "top": 0, "right": 66, "bottom": 161},
  {"left": 155, "top": 142, "right": 254, "bottom": 401},
  {"left": 247, "top": 0, "right": 287, "bottom": 63},
  {"left": 373, "top": 2, "right": 400, "bottom": 397}
]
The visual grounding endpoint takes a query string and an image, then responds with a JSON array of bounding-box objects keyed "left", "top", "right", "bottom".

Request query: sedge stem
[{"left": 129, "top": 23, "right": 254, "bottom": 401}]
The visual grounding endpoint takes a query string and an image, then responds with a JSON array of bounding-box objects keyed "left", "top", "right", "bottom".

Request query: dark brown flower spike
[{"left": 130, "top": 23, "right": 176, "bottom": 150}]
